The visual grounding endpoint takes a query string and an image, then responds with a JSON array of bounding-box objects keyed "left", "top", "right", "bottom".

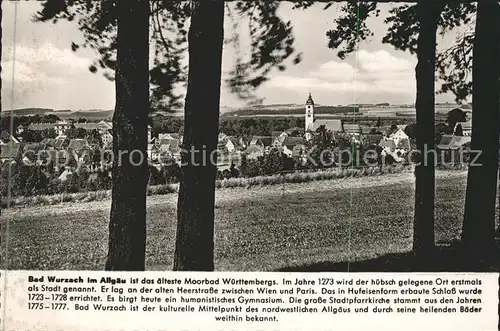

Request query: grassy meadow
[
  {"left": 1, "top": 170, "right": 499, "bottom": 271},
  {"left": 2, "top": 164, "right": 414, "bottom": 209}
]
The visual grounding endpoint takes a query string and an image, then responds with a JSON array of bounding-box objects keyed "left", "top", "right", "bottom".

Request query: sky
[{"left": 1, "top": 1, "right": 471, "bottom": 111}]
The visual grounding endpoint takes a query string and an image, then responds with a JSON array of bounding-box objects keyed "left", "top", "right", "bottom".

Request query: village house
[
  {"left": 379, "top": 138, "right": 396, "bottom": 154},
  {"left": 154, "top": 137, "right": 181, "bottom": 162},
  {"left": 343, "top": 123, "right": 363, "bottom": 142},
  {"left": 436, "top": 135, "right": 472, "bottom": 164},
  {"left": 18, "top": 120, "right": 73, "bottom": 137},
  {"left": 53, "top": 135, "right": 69, "bottom": 149},
  {"left": 67, "top": 138, "right": 92, "bottom": 163},
  {"left": 285, "top": 127, "right": 305, "bottom": 136},
  {"left": 245, "top": 145, "right": 265, "bottom": 160},
  {"left": 20, "top": 120, "right": 73, "bottom": 137},
  {"left": 157, "top": 138, "right": 180, "bottom": 151},
  {"left": 271, "top": 131, "right": 288, "bottom": 147},
  {"left": 16, "top": 124, "right": 24, "bottom": 136},
  {"left": 378, "top": 138, "right": 405, "bottom": 162},
  {"left": 215, "top": 134, "right": 244, "bottom": 171},
  {"left": 68, "top": 138, "right": 91, "bottom": 152},
  {"left": 281, "top": 136, "right": 306, "bottom": 159},
  {"left": 0, "top": 131, "right": 20, "bottom": 145},
  {"left": 271, "top": 130, "right": 287, "bottom": 138},
  {"left": 58, "top": 168, "right": 73, "bottom": 182},
  {"left": 388, "top": 128, "right": 410, "bottom": 147},
  {"left": 73, "top": 122, "right": 101, "bottom": 131},
  {"left": 23, "top": 142, "right": 45, "bottom": 153},
  {"left": 37, "top": 136, "right": 70, "bottom": 165},
  {"left": 168, "top": 142, "right": 182, "bottom": 163},
  {"left": 40, "top": 138, "right": 57, "bottom": 150},
  {"left": 38, "top": 150, "right": 70, "bottom": 169},
  {"left": 216, "top": 147, "right": 242, "bottom": 171},
  {"left": 238, "top": 136, "right": 251, "bottom": 149},
  {"left": 148, "top": 142, "right": 156, "bottom": 160},
  {"left": 374, "top": 128, "right": 412, "bottom": 159},
  {"left": 249, "top": 136, "right": 274, "bottom": 151},
  {"left": 0, "top": 142, "right": 21, "bottom": 163},
  {"left": 101, "top": 130, "right": 113, "bottom": 147},
  {"left": 96, "top": 121, "right": 113, "bottom": 134},
  {"left": 26, "top": 122, "right": 55, "bottom": 132},
  {"left": 219, "top": 136, "right": 244, "bottom": 153},
  {"left": 54, "top": 120, "right": 73, "bottom": 136},
  {"left": 311, "top": 119, "right": 343, "bottom": 132},
  {"left": 149, "top": 147, "right": 161, "bottom": 162},
  {"left": 363, "top": 133, "right": 384, "bottom": 147},
  {"left": 377, "top": 127, "right": 411, "bottom": 162},
  {"left": 218, "top": 132, "right": 228, "bottom": 142},
  {"left": 71, "top": 121, "right": 114, "bottom": 146},
  {"left": 395, "top": 138, "right": 411, "bottom": 152},
  {"left": 361, "top": 127, "right": 376, "bottom": 135},
  {"left": 87, "top": 162, "right": 112, "bottom": 174},
  {"left": 22, "top": 142, "right": 45, "bottom": 164},
  {"left": 158, "top": 133, "right": 181, "bottom": 142},
  {"left": 458, "top": 119, "right": 472, "bottom": 136}
]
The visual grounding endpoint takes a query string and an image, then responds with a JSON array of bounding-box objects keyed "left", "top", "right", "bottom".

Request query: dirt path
[{"left": 4, "top": 170, "right": 467, "bottom": 218}]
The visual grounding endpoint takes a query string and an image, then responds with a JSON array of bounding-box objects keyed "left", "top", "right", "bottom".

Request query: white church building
[{"left": 304, "top": 93, "right": 343, "bottom": 141}]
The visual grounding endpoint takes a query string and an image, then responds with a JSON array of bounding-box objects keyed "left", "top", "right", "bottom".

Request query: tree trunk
[
  {"left": 105, "top": 0, "right": 150, "bottom": 271},
  {"left": 413, "top": 2, "right": 442, "bottom": 257},
  {"left": 462, "top": 0, "right": 500, "bottom": 260},
  {"left": 0, "top": 0, "right": 2, "bottom": 116},
  {"left": 173, "top": 0, "right": 225, "bottom": 271}
]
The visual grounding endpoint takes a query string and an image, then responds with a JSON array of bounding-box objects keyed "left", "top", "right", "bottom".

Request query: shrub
[
  {"left": 147, "top": 184, "right": 178, "bottom": 196},
  {"left": 3, "top": 163, "right": 415, "bottom": 208}
]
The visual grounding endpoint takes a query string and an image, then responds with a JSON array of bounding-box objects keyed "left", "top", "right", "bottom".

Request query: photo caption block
[{"left": 2, "top": 271, "right": 498, "bottom": 331}]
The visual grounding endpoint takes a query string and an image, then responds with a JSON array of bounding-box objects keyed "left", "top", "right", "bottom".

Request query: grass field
[{"left": 1, "top": 170, "right": 499, "bottom": 271}]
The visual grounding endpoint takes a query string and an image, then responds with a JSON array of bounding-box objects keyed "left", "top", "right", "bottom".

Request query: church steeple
[
  {"left": 305, "top": 92, "right": 315, "bottom": 141},
  {"left": 306, "top": 92, "right": 314, "bottom": 106}
]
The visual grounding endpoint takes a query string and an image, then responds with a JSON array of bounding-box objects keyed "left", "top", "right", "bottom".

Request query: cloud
[
  {"left": 2, "top": 42, "right": 91, "bottom": 84},
  {"left": 269, "top": 75, "right": 374, "bottom": 93},
  {"left": 309, "top": 61, "right": 357, "bottom": 82},
  {"left": 357, "top": 49, "right": 414, "bottom": 73},
  {"left": 2, "top": 59, "right": 65, "bottom": 84},
  {"left": 267, "top": 49, "right": 417, "bottom": 99},
  {"left": 1, "top": 42, "right": 112, "bottom": 110}
]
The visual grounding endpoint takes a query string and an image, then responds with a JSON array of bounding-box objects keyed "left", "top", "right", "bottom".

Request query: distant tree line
[
  {"left": 151, "top": 116, "right": 306, "bottom": 137},
  {"left": 1, "top": 114, "right": 61, "bottom": 131}
]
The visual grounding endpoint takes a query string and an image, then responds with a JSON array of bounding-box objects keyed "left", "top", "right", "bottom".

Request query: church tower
[
  {"left": 147, "top": 125, "right": 152, "bottom": 142},
  {"left": 305, "top": 93, "right": 315, "bottom": 140}
]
